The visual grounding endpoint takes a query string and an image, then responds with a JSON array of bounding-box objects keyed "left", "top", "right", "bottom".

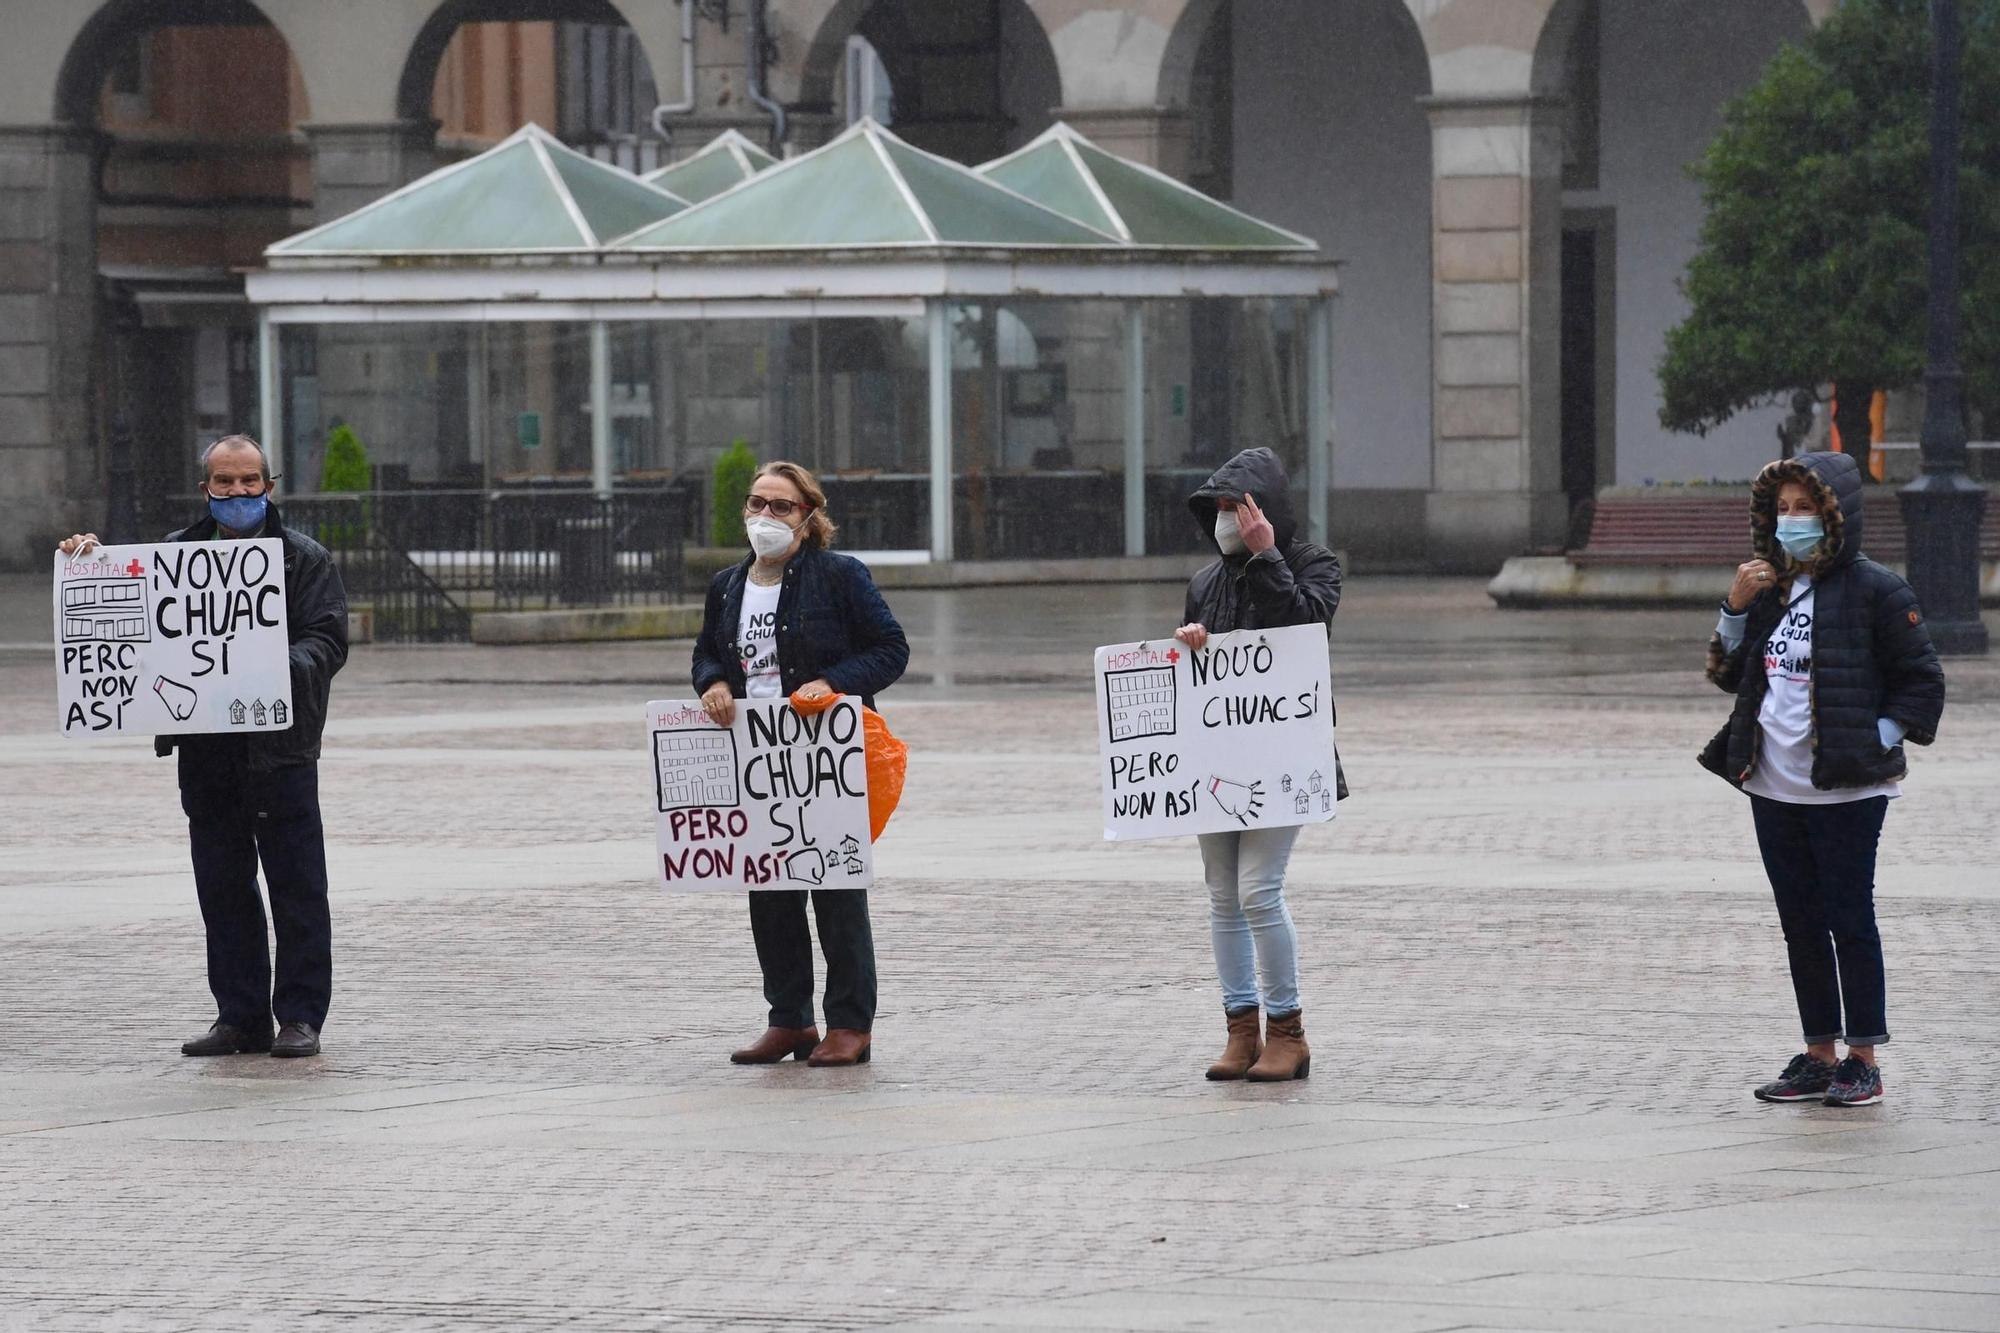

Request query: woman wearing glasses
[{"left": 691, "top": 461, "right": 910, "bottom": 1067}]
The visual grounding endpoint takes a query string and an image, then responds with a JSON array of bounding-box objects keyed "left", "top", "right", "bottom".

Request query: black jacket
[
  {"left": 692, "top": 544, "right": 909, "bottom": 709},
  {"left": 1698, "top": 450, "right": 1944, "bottom": 791},
  {"left": 1184, "top": 447, "right": 1347, "bottom": 795},
  {"left": 156, "top": 503, "right": 350, "bottom": 772},
  {"left": 1183, "top": 447, "right": 1343, "bottom": 636}
]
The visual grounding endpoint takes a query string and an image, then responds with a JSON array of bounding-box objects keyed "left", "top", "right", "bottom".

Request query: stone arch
[
  {"left": 54, "top": 0, "right": 310, "bottom": 124},
  {"left": 794, "top": 0, "right": 1063, "bottom": 162},
  {"left": 394, "top": 0, "right": 648, "bottom": 124}
]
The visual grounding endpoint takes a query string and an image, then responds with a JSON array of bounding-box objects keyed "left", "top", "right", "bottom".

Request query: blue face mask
[
  {"left": 207, "top": 492, "right": 269, "bottom": 533},
  {"left": 1775, "top": 515, "right": 1824, "bottom": 559}
]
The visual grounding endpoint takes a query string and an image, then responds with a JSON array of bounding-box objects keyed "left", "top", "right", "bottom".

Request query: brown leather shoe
[
  {"left": 1206, "top": 1007, "right": 1263, "bottom": 1081},
  {"left": 806, "top": 1028, "right": 871, "bottom": 1066},
  {"left": 1246, "top": 1009, "right": 1309, "bottom": 1081},
  {"left": 730, "top": 1025, "right": 820, "bottom": 1064}
]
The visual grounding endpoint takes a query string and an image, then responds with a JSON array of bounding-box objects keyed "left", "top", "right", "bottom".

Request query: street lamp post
[{"left": 1900, "top": 0, "right": 1989, "bottom": 655}]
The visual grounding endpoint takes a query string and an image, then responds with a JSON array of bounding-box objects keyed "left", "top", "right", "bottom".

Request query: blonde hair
[{"left": 755, "top": 460, "right": 838, "bottom": 549}]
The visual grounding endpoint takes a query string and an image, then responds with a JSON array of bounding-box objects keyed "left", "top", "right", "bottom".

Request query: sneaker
[
  {"left": 1753, "top": 1053, "right": 1838, "bottom": 1102},
  {"left": 1822, "top": 1056, "right": 1884, "bottom": 1107}
]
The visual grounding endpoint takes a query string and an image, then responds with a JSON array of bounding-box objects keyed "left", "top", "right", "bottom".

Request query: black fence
[
  {"left": 284, "top": 488, "right": 687, "bottom": 643},
  {"left": 822, "top": 471, "right": 1214, "bottom": 559}
]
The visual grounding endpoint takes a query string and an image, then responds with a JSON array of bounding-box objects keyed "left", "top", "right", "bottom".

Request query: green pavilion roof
[
  {"left": 979, "top": 123, "right": 1314, "bottom": 250},
  {"left": 641, "top": 128, "right": 779, "bottom": 203},
  {"left": 613, "top": 120, "right": 1116, "bottom": 251},
  {"left": 270, "top": 124, "right": 689, "bottom": 256}
]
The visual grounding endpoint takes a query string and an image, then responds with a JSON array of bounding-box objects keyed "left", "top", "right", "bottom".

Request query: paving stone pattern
[{"left": 1, "top": 577, "right": 1996, "bottom": 1331}]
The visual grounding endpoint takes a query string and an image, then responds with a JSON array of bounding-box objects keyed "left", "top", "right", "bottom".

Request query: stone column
[
  {"left": 1422, "top": 95, "right": 1567, "bottom": 573},
  {"left": 0, "top": 124, "right": 99, "bottom": 565},
  {"left": 300, "top": 121, "right": 438, "bottom": 224},
  {"left": 1046, "top": 106, "right": 1192, "bottom": 178}
]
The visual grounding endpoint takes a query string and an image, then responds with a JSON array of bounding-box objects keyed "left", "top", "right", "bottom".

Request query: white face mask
[
  {"left": 746, "top": 515, "right": 798, "bottom": 560},
  {"left": 1213, "top": 509, "right": 1247, "bottom": 555}
]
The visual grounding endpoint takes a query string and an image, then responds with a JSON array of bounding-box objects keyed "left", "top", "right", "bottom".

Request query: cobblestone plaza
[{"left": 2, "top": 578, "right": 1997, "bottom": 1330}]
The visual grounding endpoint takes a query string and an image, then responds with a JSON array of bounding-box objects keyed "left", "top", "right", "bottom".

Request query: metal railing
[{"left": 283, "top": 488, "right": 687, "bottom": 642}]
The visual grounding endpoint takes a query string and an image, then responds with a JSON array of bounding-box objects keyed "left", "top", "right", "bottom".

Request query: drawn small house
[
  {"left": 1319, "top": 790, "right": 1332, "bottom": 813},
  {"left": 250, "top": 699, "right": 269, "bottom": 726},
  {"left": 1294, "top": 792, "right": 1311, "bottom": 815},
  {"left": 272, "top": 700, "right": 289, "bottom": 726},
  {"left": 228, "top": 699, "right": 247, "bottom": 725},
  {"left": 1307, "top": 770, "right": 1324, "bottom": 794}
]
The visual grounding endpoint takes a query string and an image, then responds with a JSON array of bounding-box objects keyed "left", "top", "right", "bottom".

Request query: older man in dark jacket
[{"left": 62, "top": 435, "right": 348, "bottom": 1059}]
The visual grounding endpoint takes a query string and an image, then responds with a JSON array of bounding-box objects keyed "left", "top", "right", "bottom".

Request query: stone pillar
[
  {"left": 1046, "top": 106, "right": 1192, "bottom": 178},
  {"left": 1422, "top": 95, "right": 1568, "bottom": 573},
  {"left": 300, "top": 121, "right": 438, "bottom": 223},
  {"left": 0, "top": 124, "right": 99, "bottom": 566}
]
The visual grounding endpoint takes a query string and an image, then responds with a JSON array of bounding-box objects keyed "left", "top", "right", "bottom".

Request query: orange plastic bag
[{"left": 789, "top": 690, "right": 907, "bottom": 842}]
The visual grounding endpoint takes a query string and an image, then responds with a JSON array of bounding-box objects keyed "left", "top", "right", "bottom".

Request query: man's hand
[
  {"left": 797, "top": 677, "right": 835, "bottom": 701},
  {"left": 700, "top": 682, "right": 736, "bottom": 727},
  {"left": 1237, "top": 494, "right": 1276, "bottom": 555},
  {"left": 1174, "top": 623, "right": 1209, "bottom": 652},
  {"left": 57, "top": 533, "right": 100, "bottom": 557},
  {"left": 1727, "top": 559, "right": 1777, "bottom": 612}
]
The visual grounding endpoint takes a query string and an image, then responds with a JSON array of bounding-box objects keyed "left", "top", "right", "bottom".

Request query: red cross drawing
[
  {"left": 124, "top": 558, "right": 145, "bottom": 577},
  {"left": 1165, "top": 649, "right": 1180, "bottom": 664}
]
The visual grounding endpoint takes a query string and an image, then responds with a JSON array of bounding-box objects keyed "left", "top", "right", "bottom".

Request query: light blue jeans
[{"left": 1198, "top": 825, "right": 1303, "bottom": 1016}]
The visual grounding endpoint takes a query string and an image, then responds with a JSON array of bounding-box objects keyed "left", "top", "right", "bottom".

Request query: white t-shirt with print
[
  {"left": 1742, "top": 574, "right": 1900, "bottom": 805},
  {"left": 737, "top": 580, "right": 783, "bottom": 699}
]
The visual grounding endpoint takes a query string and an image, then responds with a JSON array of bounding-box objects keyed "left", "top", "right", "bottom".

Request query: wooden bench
[{"left": 1573, "top": 491, "right": 2000, "bottom": 566}]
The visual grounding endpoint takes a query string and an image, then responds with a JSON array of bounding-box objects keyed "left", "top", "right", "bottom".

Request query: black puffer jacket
[
  {"left": 155, "top": 504, "right": 350, "bottom": 773},
  {"left": 1184, "top": 447, "right": 1342, "bottom": 636},
  {"left": 1698, "top": 450, "right": 1944, "bottom": 791},
  {"left": 1185, "top": 447, "right": 1347, "bottom": 796},
  {"left": 691, "top": 543, "right": 909, "bottom": 710}
]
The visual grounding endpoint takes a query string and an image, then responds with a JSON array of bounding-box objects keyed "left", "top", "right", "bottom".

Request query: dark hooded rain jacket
[{"left": 1184, "top": 447, "right": 1347, "bottom": 796}]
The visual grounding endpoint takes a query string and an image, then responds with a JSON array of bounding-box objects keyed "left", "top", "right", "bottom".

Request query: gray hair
[{"left": 200, "top": 434, "right": 272, "bottom": 483}]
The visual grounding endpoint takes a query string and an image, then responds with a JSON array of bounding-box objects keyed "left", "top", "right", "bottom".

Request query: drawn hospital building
[
  {"left": 60, "top": 579, "right": 150, "bottom": 644},
  {"left": 654, "top": 730, "right": 741, "bottom": 811},
  {"left": 1105, "top": 666, "right": 1177, "bottom": 744}
]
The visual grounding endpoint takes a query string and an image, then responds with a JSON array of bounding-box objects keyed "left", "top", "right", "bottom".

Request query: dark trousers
[
  {"left": 1749, "top": 794, "right": 1890, "bottom": 1046},
  {"left": 748, "top": 890, "right": 876, "bottom": 1032},
  {"left": 180, "top": 758, "right": 332, "bottom": 1031}
]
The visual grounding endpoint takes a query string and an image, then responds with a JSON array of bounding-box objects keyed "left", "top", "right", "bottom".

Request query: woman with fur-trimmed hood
[{"left": 1700, "top": 450, "right": 1944, "bottom": 1108}]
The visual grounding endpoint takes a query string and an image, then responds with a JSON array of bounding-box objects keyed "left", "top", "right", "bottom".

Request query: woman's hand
[
  {"left": 700, "top": 682, "right": 736, "bottom": 727},
  {"left": 1237, "top": 493, "right": 1276, "bottom": 555},
  {"left": 1174, "top": 623, "right": 1209, "bottom": 652},
  {"left": 57, "top": 533, "right": 100, "bottom": 556},
  {"left": 1726, "top": 559, "right": 1777, "bottom": 612},
  {"left": 797, "top": 677, "right": 835, "bottom": 701}
]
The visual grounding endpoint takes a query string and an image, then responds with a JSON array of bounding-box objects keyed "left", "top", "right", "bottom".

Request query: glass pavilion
[{"left": 248, "top": 120, "right": 1339, "bottom": 563}]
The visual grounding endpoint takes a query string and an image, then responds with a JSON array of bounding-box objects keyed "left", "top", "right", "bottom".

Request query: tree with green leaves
[
  {"left": 711, "top": 438, "right": 758, "bottom": 548},
  {"left": 1659, "top": 0, "right": 2000, "bottom": 477},
  {"left": 320, "top": 423, "right": 370, "bottom": 493}
]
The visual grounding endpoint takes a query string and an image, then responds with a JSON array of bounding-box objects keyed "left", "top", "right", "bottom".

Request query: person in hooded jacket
[
  {"left": 1700, "top": 451, "right": 1943, "bottom": 1108},
  {"left": 691, "top": 460, "right": 909, "bottom": 1069},
  {"left": 1172, "top": 447, "right": 1342, "bottom": 1082},
  {"left": 60, "top": 434, "right": 348, "bottom": 1059}
]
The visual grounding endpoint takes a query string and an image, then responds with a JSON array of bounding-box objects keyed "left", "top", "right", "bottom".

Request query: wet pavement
[{"left": 2, "top": 574, "right": 1997, "bottom": 1331}]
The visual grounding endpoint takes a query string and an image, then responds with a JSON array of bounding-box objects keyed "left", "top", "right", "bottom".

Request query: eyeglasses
[{"left": 743, "top": 496, "right": 809, "bottom": 519}]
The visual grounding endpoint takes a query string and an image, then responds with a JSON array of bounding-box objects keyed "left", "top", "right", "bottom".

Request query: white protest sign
[
  {"left": 53, "top": 540, "right": 292, "bottom": 738},
  {"left": 1094, "top": 623, "right": 1336, "bottom": 841},
  {"left": 647, "top": 696, "right": 873, "bottom": 892}
]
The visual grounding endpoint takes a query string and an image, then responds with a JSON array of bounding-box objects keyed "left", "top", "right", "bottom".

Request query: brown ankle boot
[
  {"left": 1206, "top": 1007, "right": 1263, "bottom": 1081},
  {"left": 1246, "top": 1009, "right": 1309, "bottom": 1081},
  {"left": 806, "top": 1028, "right": 871, "bottom": 1066},
  {"left": 730, "top": 1025, "right": 819, "bottom": 1064}
]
